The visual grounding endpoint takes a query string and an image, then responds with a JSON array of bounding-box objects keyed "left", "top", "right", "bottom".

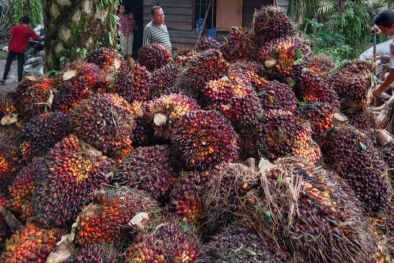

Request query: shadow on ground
[{"left": 0, "top": 60, "right": 18, "bottom": 92}]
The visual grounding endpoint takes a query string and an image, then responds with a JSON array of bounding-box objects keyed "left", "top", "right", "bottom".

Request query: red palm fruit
[
  {"left": 124, "top": 218, "right": 200, "bottom": 263},
  {"left": 33, "top": 134, "right": 116, "bottom": 228},
  {"left": 228, "top": 61, "right": 265, "bottom": 86},
  {"left": 321, "top": 125, "right": 390, "bottom": 213},
  {"left": 295, "top": 102, "right": 334, "bottom": 138},
  {"left": 196, "top": 36, "right": 221, "bottom": 52},
  {"left": 307, "top": 53, "right": 336, "bottom": 80},
  {"left": 0, "top": 91, "right": 16, "bottom": 116},
  {"left": 255, "top": 80, "right": 297, "bottom": 113},
  {"left": 220, "top": 27, "right": 257, "bottom": 62},
  {"left": 6, "top": 158, "right": 44, "bottom": 221},
  {"left": 116, "top": 145, "right": 178, "bottom": 202},
  {"left": 0, "top": 133, "right": 23, "bottom": 194},
  {"left": 145, "top": 94, "right": 201, "bottom": 141},
  {"left": 71, "top": 94, "right": 135, "bottom": 160},
  {"left": 173, "top": 47, "right": 198, "bottom": 67},
  {"left": 151, "top": 64, "right": 182, "bottom": 97},
  {"left": 65, "top": 245, "right": 122, "bottom": 263},
  {"left": 20, "top": 112, "right": 71, "bottom": 161},
  {"left": 0, "top": 194, "right": 9, "bottom": 246},
  {"left": 252, "top": 5, "right": 295, "bottom": 46},
  {"left": 1, "top": 222, "right": 66, "bottom": 263},
  {"left": 138, "top": 43, "right": 172, "bottom": 71},
  {"left": 76, "top": 188, "right": 162, "bottom": 246},
  {"left": 346, "top": 110, "right": 377, "bottom": 131},
  {"left": 86, "top": 48, "right": 123, "bottom": 71},
  {"left": 171, "top": 110, "right": 239, "bottom": 171}
]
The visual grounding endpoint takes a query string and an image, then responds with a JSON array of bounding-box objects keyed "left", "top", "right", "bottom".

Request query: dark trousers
[{"left": 2, "top": 50, "right": 24, "bottom": 82}]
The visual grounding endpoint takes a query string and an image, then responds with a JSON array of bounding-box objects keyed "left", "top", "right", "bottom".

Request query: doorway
[{"left": 121, "top": 0, "right": 144, "bottom": 59}]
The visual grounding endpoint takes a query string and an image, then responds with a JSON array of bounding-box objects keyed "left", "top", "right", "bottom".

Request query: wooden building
[{"left": 122, "top": 0, "right": 289, "bottom": 53}]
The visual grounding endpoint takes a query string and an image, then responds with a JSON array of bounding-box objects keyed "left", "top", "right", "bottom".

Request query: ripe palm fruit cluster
[
  {"left": 86, "top": 47, "right": 123, "bottom": 72},
  {"left": 116, "top": 145, "right": 177, "bottom": 202},
  {"left": 65, "top": 245, "right": 122, "bottom": 263},
  {"left": 6, "top": 159, "right": 43, "bottom": 221},
  {"left": 307, "top": 53, "right": 336, "bottom": 80},
  {"left": 138, "top": 43, "right": 172, "bottom": 71},
  {"left": 257, "top": 37, "right": 310, "bottom": 81},
  {"left": 33, "top": 134, "right": 115, "bottom": 227},
  {"left": 167, "top": 170, "right": 211, "bottom": 224},
  {"left": 295, "top": 102, "right": 334, "bottom": 138},
  {"left": 228, "top": 61, "right": 265, "bottom": 82},
  {"left": 196, "top": 36, "right": 221, "bottom": 52},
  {"left": 321, "top": 125, "right": 390, "bottom": 212},
  {"left": 220, "top": 93, "right": 262, "bottom": 132},
  {"left": 255, "top": 79, "right": 297, "bottom": 112},
  {"left": 171, "top": 110, "right": 239, "bottom": 170},
  {"left": 256, "top": 157, "right": 377, "bottom": 263},
  {"left": 71, "top": 93, "right": 134, "bottom": 159},
  {"left": 1, "top": 222, "right": 66, "bottom": 263},
  {"left": 295, "top": 69, "right": 340, "bottom": 108},
  {"left": 13, "top": 76, "right": 54, "bottom": 118},
  {"left": 173, "top": 48, "right": 198, "bottom": 66},
  {"left": 53, "top": 62, "right": 102, "bottom": 113},
  {"left": 76, "top": 188, "right": 162, "bottom": 246},
  {"left": 197, "top": 220, "right": 298, "bottom": 263},
  {"left": 252, "top": 5, "right": 295, "bottom": 46},
  {"left": 0, "top": 91, "right": 16, "bottom": 116},
  {"left": 201, "top": 72, "right": 253, "bottom": 108},
  {"left": 124, "top": 219, "right": 200, "bottom": 263},
  {"left": 0, "top": 194, "right": 8, "bottom": 246},
  {"left": 329, "top": 60, "right": 373, "bottom": 110},
  {"left": 115, "top": 64, "right": 153, "bottom": 103},
  {"left": 380, "top": 141, "right": 394, "bottom": 181},
  {"left": 347, "top": 110, "right": 377, "bottom": 131},
  {"left": 245, "top": 113, "right": 321, "bottom": 163},
  {"left": 0, "top": 135, "right": 23, "bottom": 194},
  {"left": 220, "top": 27, "right": 257, "bottom": 62},
  {"left": 175, "top": 49, "right": 229, "bottom": 96},
  {"left": 145, "top": 94, "right": 201, "bottom": 141},
  {"left": 151, "top": 64, "right": 182, "bottom": 97},
  {"left": 20, "top": 112, "right": 70, "bottom": 161}
]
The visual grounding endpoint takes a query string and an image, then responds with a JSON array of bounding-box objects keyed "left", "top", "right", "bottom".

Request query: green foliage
[{"left": 3, "top": 0, "right": 43, "bottom": 27}]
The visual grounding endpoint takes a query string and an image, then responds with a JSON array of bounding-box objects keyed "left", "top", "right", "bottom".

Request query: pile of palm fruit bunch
[{"left": 1, "top": 5, "right": 394, "bottom": 263}]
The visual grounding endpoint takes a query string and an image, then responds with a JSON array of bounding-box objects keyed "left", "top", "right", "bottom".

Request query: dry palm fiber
[
  {"left": 253, "top": 157, "right": 378, "bottom": 263},
  {"left": 321, "top": 125, "right": 390, "bottom": 213}
]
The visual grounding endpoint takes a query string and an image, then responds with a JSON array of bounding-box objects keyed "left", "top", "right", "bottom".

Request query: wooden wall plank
[
  {"left": 144, "top": 0, "right": 192, "bottom": 8},
  {"left": 143, "top": 7, "right": 192, "bottom": 15},
  {"left": 143, "top": 14, "right": 192, "bottom": 23},
  {"left": 144, "top": 20, "right": 192, "bottom": 31}
]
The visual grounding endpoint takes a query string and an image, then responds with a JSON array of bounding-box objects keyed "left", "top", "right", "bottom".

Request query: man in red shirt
[{"left": 1, "top": 15, "right": 41, "bottom": 84}]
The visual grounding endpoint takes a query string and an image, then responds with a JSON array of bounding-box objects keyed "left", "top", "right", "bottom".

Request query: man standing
[
  {"left": 143, "top": 6, "right": 172, "bottom": 53},
  {"left": 371, "top": 10, "right": 394, "bottom": 98},
  {"left": 1, "top": 15, "right": 41, "bottom": 84}
]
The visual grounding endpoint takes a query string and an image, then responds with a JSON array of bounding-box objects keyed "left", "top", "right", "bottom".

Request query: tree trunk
[{"left": 43, "top": 0, "right": 118, "bottom": 71}]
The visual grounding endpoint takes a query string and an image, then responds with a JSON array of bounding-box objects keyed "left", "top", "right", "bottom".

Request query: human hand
[
  {"left": 370, "top": 25, "right": 381, "bottom": 35},
  {"left": 372, "top": 85, "right": 383, "bottom": 98}
]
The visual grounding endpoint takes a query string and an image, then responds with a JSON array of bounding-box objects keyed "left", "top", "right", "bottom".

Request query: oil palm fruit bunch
[
  {"left": 0, "top": 91, "right": 16, "bottom": 116},
  {"left": 1, "top": 222, "right": 66, "bottom": 263},
  {"left": 252, "top": 5, "right": 295, "bottom": 46},
  {"left": 76, "top": 188, "right": 162, "bottom": 246},
  {"left": 0, "top": 194, "right": 8, "bottom": 246},
  {"left": 220, "top": 27, "right": 257, "bottom": 62},
  {"left": 255, "top": 157, "right": 378, "bottom": 263},
  {"left": 138, "top": 43, "right": 172, "bottom": 72},
  {"left": 201, "top": 72, "right": 253, "bottom": 108},
  {"left": 116, "top": 145, "right": 177, "bottom": 202},
  {"left": 307, "top": 53, "right": 336, "bottom": 80},
  {"left": 175, "top": 49, "right": 229, "bottom": 97},
  {"left": 86, "top": 47, "right": 123, "bottom": 72},
  {"left": 329, "top": 60, "right": 373, "bottom": 110},
  {"left": 220, "top": 93, "right": 262, "bottom": 132},
  {"left": 129, "top": 102, "right": 156, "bottom": 147},
  {"left": 295, "top": 69, "right": 340, "bottom": 109},
  {"left": 6, "top": 158, "right": 44, "bottom": 221},
  {"left": 145, "top": 94, "right": 201, "bottom": 141},
  {"left": 228, "top": 61, "right": 265, "bottom": 84},
  {"left": 202, "top": 162, "right": 261, "bottom": 230},
  {"left": 196, "top": 220, "right": 301, "bottom": 263},
  {"left": 71, "top": 93, "right": 135, "bottom": 160},
  {"left": 171, "top": 110, "right": 239, "bottom": 171},
  {"left": 196, "top": 36, "right": 221, "bottom": 52},
  {"left": 115, "top": 64, "right": 153, "bottom": 103},
  {"left": 257, "top": 37, "right": 310, "bottom": 81},
  {"left": 255, "top": 79, "right": 297, "bottom": 113},
  {"left": 13, "top": 76, "right": 55, "bottom": 118},
  {"left": 151, "top": 64, "right": 182, "bottom": 97},
  {"left": 0, "top": 133, "right": 23, "bottom": 194},
  {"left": 167, "top": 170, "right": 212, "bottom": 224},
  {"left": 346, "top": 110, "right": 377, "bottom": 131},
  {"left": 380, "top": 141, "right": 394, "bottom": 181},
  {"left": 65, "top": 245, "right": 122, "bottom": 263},
  {"left": 33, "top": 134, "right": 116, "bottom": 228},
  {"left": 295, "top": 102, "right": 334, "bottom": 138},
  {"left": 20, "top": 112, "right": 71, "bottom": 161},
  {"left": 173, "top": 47, "right": 198, "bottom": 67},
  {"left": 124, "top": 218, "right": 200, "bottom": 263},
  {"left": 53, "top": 62, "right": 102, "bottom": 113},
  {"left": 321, "top": 125, "right": 390, "bottom": 213},
  {"left": 369, "top": 204, "right": 394, "bottom": 260},
  {"left": 244, "top": 113, "right": 321, "bottom": 163}
]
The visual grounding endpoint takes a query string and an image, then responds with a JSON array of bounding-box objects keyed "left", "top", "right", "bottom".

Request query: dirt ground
[{"left": 0, "top": 59, "right": 19, "bottom": 93}]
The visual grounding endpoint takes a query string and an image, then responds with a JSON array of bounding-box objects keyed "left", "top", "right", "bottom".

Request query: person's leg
[
  {"left": 17, "top": 52, "right": 25, "bottom": 82},
  {"left": 2, "top": 51, "right": 17, "bottom": 82}
]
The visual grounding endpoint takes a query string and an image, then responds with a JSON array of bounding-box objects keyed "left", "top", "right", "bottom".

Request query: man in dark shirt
[
  {"left": 1, "top": 15, "right": 41, "bottom": 84},
  {"left": 143, "top": 6, "right": 172, "bottom": 53}
]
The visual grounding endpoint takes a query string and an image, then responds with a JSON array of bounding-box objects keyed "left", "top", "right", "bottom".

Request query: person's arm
[
  {"left": 372, "top": 69, "right": 394, "bottom": 97},
  {"left": 142, "top": 27, "right": 151, "bottom": 45},
  {"left": 31, "top": 30, "right": 42, "bottom": 42}
]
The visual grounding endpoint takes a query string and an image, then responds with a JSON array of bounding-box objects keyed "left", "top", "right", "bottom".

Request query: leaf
[
  {"left": 296, "top": 48, "right": 303, "bottom": 59},
  {"left": 297, "top": 101, "right": 308, "bottom": 106},
  {"left": 181, "top": 224, "right": 191, "bottom": 233},
  {"left": 293, "top": 58, "right": 303, "bottom": 65},
  {"left": 182, "top": 68, "right": 189, "bottom": 74},
  {"left": 360, "top": 142, "right": 366, "bottom": 151},
  {"left": 277, "top": 175, "right": 283, "bottom": 183},
  {"left": 289, "top": 79, "right": 296, "bottom": 88},
  {"left": 223, "top": 36, "right": 228, "bottom": 42},
  {"left": 262, "top": 211, "right": 273, "bottom": 223},
  {"left": 258, "top": 110, "right": 264, "bottom": 120},
  {"left": 257, "top": 90, "right": 266, "bottom": 96}
]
